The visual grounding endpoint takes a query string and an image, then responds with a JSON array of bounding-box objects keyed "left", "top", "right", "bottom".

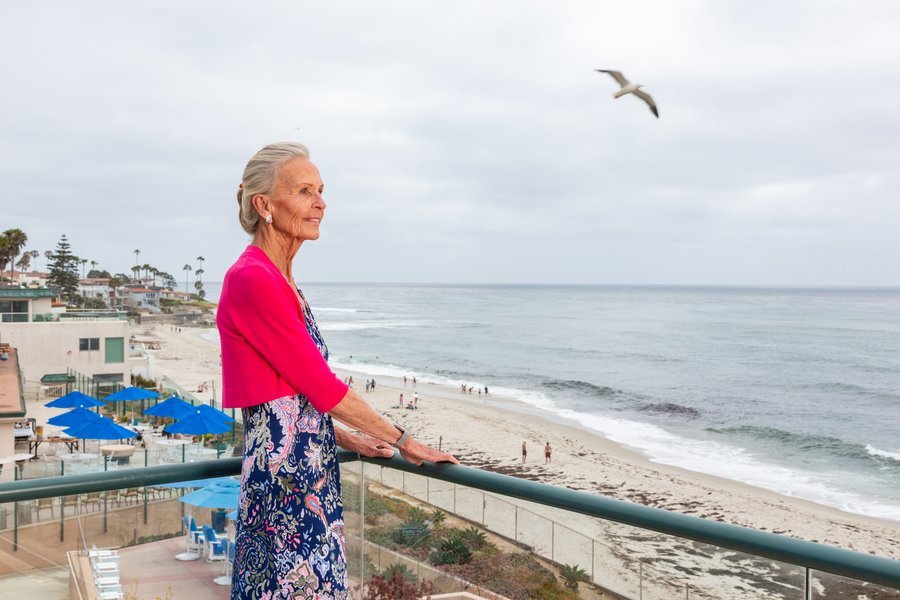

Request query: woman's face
[{"left": 267, "top": 157, "right": 326, "bottom": 242}]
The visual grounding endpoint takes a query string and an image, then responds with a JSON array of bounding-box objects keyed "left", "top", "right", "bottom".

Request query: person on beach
[
  {"left": 545, "top": 442, "right": 552, "bottom": 464},
  {"left": 219, "top": 142, "right": 458, "bottom": 599},
  {"left": 522, "top": 441, "right": 527, "bottom": 463}
]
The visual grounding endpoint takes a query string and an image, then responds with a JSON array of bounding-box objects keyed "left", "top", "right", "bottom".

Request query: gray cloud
[{"left": 2, "top": 1, "right": 899, "bottom": 286}]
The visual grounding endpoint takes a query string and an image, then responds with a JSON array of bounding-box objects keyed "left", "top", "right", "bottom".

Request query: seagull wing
[
  {"left": 595, "top": 69, "right": 630, "bottom": 87},
  {"left": 633, "top": 89, "right": 659, "bottom": 118}
]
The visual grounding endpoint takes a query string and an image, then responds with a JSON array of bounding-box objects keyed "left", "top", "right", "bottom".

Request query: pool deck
[{"left": 118, "top": 535, "right": 231, "bottom": 599}]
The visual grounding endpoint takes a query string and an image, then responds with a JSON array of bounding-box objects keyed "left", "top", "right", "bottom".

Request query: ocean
[{"left": 203, "top": 282, "right": 900, "bottom": 522}]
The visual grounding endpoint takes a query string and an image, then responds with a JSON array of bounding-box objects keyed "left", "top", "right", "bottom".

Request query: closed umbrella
[
  {"left": 48, "top": 407, "right": 103, "bottom": 428},
  {"left": 45, "top": 390, "right": 104, "bottom": 408}
]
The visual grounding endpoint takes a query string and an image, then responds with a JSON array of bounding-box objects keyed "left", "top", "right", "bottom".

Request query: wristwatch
[{"left": 391, "top": 423, "right": 410, "bottom": 449}]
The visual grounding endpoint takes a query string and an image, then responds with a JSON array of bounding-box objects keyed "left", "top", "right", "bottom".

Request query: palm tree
[
  {"left": 2, "top": 229, "right": 28, "bottom": 283},
  {"left": 131, "top": 265, "right": 140, "bottom": 283},
  {"left": 44, "top": 250, "right": 53, "bottom": 272},
  {"left": 141, "top": 263, "right": 152, "bottom": 282},
  {"left": 15, "top": 253, "right": 31, "bottom": 279},
  {"left": 90, "top": 260, "right": 98, "bottom": 276},
  {"left": 80, "top": 258, "right": 88, "bottom": 280},
  {"left": 182, "top": 264, "right": 192, "bottom": 294},
  {"left": 133, "top": 248, "right": 140, "bottom": 270}
]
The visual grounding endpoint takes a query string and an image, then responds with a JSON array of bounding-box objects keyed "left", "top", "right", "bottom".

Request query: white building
[
  {"left": 0, "top": 289, "right": 137, "bottom": 398},
  {"left": 125, "top": 287, "right": 161, "bottom": 312},
  {"left": 78, "top": 279, "right": 125, "bottom": 309}
]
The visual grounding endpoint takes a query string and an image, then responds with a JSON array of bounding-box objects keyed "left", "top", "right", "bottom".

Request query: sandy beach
[{"left": 117, "top": 321, "right": 900, "bottom": 567}]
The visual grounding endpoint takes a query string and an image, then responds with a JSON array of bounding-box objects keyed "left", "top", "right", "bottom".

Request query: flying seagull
[{"left": 595, "top": 69, "right": 659, "bottom": 118}]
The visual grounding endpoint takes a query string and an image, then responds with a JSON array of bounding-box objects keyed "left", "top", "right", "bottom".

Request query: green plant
[
  {"left": 380, "top": 562, "right": 418, "bottom": 583},
  {"left": 430, "top": 536, "right": 472, "bottom": 566},
  {"left": 404, "top": 506, "right": 429, "bottom": 525},
  {"left": 430, "top": 509, "right": 446, "bottom": 528},
  {"left": 559, "top": 564, "right": 589, "bottom": 590},
  {"left": 458, "top": 526, "right": 489, "bottom": 550},
  {"left": 391, "top": 519, "right": 431, "bottom": 548}
]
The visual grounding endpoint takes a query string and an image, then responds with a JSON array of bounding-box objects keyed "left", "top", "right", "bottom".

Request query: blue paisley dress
[{"left": 232, "top": 290, "right": 347, "bottom": 599}]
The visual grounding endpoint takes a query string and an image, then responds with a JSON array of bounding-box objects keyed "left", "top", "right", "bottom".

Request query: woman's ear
[{"left": 251, "top": 193, "right": 269, "bottom": 219}]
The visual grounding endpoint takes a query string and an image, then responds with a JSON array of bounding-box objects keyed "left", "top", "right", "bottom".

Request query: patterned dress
[{"left": 232, "top": 291, "right": 347, "bottom": 599}]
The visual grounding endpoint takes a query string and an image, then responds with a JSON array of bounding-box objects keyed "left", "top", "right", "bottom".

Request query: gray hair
[{"left": 237, "top": 142, "right": 311, "bottom": 234}]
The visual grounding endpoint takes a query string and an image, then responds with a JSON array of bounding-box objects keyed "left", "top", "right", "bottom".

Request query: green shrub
[
  {"left": 559, "top": 564, "right": 589, "bottom": 590},
  {"left": 429, "top": 537, "right": 472, "bottom": 566},
  {"left": 381, "top": 562, "right": 418, "bottom": 583}
]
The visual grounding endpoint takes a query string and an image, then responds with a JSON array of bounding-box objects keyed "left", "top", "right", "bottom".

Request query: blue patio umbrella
[
  {"left": 45, "top": 390, "right": 104, "bottom": 409},
  {"left": 47, "top": 407, "right": 103, "bottom": 428},
  {"left": 166, "top": 408, "right": 232, "bottom": 436},
  {"left": 64, "top": 416, "right": 138, "bottom": 441},
  {"left": 180, "top": 480, "right": 240, "bottom": 509},
  {"left": 106, "top": 386, "right": 160, "bottom": 423},
  {"left": 195, "top": 404, "right": 235, "bottom": 424},
  {"left": 105, "top": 386, "right": 160, "bottom": 401},
  {"left": 145, "top": 396, "right": 194, "bottom": 419},
  {"left": 160, "top": 476, "right": 236, "bottom": 489}
]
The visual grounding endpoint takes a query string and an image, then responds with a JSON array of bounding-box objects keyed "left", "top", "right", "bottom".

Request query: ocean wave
[
  {"left": 706, "top": 426, "right": 900, "bottom": 467},
  {"left": 317, "top": 320, "right": 427, "bottom": 332},
  {"left": 866, "top": 444, "right": 900, "bottom": 462},
  {"left": 639, "top": 402, "right": 701, "bottom": 419},
  {"left": 556, "top": 412, "right": 900, "bottom": 522},
  {"left": 316, "top": 307, "right": 377, "bottom": 313},
  {"left": 540, "top": 378, "right": 621, "bottom": 398}
]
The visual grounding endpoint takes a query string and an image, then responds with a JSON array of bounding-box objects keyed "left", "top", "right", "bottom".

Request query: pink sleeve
[{"left": 227, "top": 265, "right": 348, "bottom": 413}]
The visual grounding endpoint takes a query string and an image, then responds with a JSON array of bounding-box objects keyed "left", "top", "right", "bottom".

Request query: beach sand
[{"left": 124, "top": 322, "right": 900, "bottom": 565}]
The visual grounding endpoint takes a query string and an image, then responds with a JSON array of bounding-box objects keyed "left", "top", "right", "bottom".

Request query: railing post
[
  {"left": 639, "top": 560, "right": 643, "bottom": 600},
  {"left": 360, "top": 460, "right": 366, "bottom": 591},
  {"left": 103, "top": 455, "right": 109, "bottom": 533},
  {"left": 59, "top": 460, "right": 65, "bottom": 541},
  {"left": 805, "top": 567, "right": 811, "bottom": 600},
  {"left": 514, "top": 505, "right": 518, "bottom": 542},
  {"left": 12, "top": 466, "right": 18, "bottom": 552}
]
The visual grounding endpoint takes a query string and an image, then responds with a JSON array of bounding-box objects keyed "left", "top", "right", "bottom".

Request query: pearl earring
[{"left": 265, "top": 215, "right": 273, "bottom": 224}]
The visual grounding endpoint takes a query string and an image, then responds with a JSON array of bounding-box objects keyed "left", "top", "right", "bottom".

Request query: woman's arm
[{"left": 329, "top": 389, "right": 458, "bottom": 466}]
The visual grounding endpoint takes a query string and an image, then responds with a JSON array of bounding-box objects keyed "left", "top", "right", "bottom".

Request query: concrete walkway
[{"left": 0, "top": 566, "right": 68, "bottom": 600}]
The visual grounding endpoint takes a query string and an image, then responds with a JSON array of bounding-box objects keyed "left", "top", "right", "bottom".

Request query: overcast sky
[{"left": 3, "top": 1, "right": 899, "bottom": 286}]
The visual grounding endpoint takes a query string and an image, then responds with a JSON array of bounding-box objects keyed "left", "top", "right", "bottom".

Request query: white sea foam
[
  {"left": 546, "top": 406, "right": 900, "bottom": 522},
  {"left": 316, "top": 307, "right": 372, "bottom": 314},
  {"left": 866, "top": 444, "right": 900, "bottom": 462}
]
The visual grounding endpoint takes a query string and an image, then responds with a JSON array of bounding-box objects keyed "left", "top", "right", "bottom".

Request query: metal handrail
[{"left": 1, "top": 452, "right": 898, "bottom": 590}]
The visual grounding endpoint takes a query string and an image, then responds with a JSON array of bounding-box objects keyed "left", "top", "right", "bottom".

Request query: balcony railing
[{"left": 0, "top": 454, "right": 898, "bottom": 599}]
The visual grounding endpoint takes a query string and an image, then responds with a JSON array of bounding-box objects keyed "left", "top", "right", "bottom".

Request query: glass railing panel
[
  {"left": 359, "top": 464, "right": 811, "bottom": 599},
  {"left": 810, "top": 570, "right": 900, "bottom": 599}
]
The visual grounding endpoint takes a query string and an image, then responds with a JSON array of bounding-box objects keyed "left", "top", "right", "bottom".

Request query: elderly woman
[{"left": 218, "top": 142, "right": 457, "bottom": 599}]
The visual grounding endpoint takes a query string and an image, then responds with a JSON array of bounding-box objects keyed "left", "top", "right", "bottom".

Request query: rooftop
[{"left": 0, "top": 288, "right": 56, "bottom": 299}]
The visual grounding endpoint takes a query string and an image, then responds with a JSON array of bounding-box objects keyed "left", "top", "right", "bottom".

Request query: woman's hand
[
  {"left": 338, "top": 430, "right": 394, "bottom": 459},
  {"left": 398, "top": 438, "right": 459, "bottom": 466}
]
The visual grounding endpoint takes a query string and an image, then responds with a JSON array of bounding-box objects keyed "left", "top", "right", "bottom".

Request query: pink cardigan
[{"left": 216, "top": 245, "right": 348, "bottom": 411}]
